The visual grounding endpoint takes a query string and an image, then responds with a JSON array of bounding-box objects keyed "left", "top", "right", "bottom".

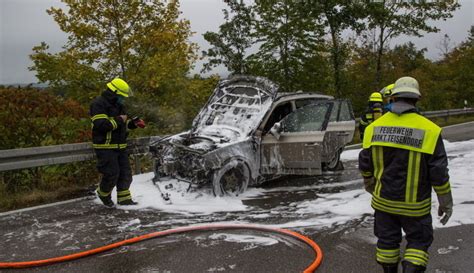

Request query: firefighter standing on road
[
  {"left": 359, "top": 92, "right": 384, "bottom": 140},
  {"left": 90, "top": 78, "right": 146, "bottom": 207},
  {"left": 359, "top": 76, "right": 453, "bottom": 273}
]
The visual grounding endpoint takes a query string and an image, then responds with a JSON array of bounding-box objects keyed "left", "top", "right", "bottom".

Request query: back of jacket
[{"left": 359, "top": 110, "right": 451, "bottom": 217}]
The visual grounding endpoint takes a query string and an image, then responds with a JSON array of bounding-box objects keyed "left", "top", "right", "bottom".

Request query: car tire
[
  {"left": 212, "top": 159, "right": 250, "bottom": 197},
  {"left": 324, "top": 148, "right": 341, "bottom": 171}
]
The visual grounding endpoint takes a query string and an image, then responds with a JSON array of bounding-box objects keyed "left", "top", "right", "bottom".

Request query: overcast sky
[{"left": 0, "top": 0, "right": 473, "bottom": 84}]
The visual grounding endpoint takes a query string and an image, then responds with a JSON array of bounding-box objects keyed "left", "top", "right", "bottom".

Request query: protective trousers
[
  {"left": 374, "top": 210, "right": 433, "bottom": 270},
  {"left": 95, "top": 149, "right": 133, "bottom": 201}
]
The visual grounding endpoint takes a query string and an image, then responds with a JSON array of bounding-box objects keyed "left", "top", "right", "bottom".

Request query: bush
[{"left": 0, "top": 86, "right": 96, "bottom": 210}]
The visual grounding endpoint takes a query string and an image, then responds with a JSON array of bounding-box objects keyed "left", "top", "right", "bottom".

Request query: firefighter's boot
[
  {"left": 118, "top": 199, "right": 138, "bottom": 205},
  {"left": 117, "top": 189, "right": 137, "bottom": 205},
  {"left": 97, "top": 191, "right": 114, "bottom": 208},
  {"left": 382, "top": 263, "right": 398, "bottom": 273},
  {"left": 402, "top": 262, "right": 425, "bottom": 273}
]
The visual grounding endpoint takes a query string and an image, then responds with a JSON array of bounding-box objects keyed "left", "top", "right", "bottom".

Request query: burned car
[{"left": 149, "top": 76, "right": 355, "bottom": 196}]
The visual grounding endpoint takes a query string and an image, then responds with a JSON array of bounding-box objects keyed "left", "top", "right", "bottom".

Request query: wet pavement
[{"left": 1, "top": 122, "right": 473, "bottom": 272}]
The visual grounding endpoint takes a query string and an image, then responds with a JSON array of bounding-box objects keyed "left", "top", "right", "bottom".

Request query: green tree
[
  {"left": 202, "top": 0, "right": 255, "bottom": 74},
  {"left": 364, "top": 0, "right": 459, "bottom": 86},
  {"left": 30, "top": 0, "right": 196, "bottom": 104},
  {"left": 440, "top": 26, "right": 474, "bottom": 109},
  {"left": 249, "top": 0, "right": 324, "bottom": 92},
  {"left": 307, "top": 0, "right": 365, "bottom": 97}
]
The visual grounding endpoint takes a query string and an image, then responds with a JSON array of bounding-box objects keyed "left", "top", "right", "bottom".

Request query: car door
[
  {"left": 322, "top": 99, "right": 356, "bottom": 162},
  {"left": 260, "top": 101, "right": 333, "bottom": 175}
]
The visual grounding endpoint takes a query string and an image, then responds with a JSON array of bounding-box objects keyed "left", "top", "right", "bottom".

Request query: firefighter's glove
[
  {"left": 132, "top": 117, "right": 146, "bottom": 128},
  {"left": 437, "top": 192, "right": 453, "bottom": 225},
  {"left": 363, "top": 177, "right": 375, "bottom": 194}
]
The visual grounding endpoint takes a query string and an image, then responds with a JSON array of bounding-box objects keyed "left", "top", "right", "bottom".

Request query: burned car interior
[{"left": 150, "top": 76, "right": 355, "bottom": 197}]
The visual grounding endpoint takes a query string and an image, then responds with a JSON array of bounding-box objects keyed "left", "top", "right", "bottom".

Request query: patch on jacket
[{"left": 372, "top": 126, "right": 425, "bottom": 149}]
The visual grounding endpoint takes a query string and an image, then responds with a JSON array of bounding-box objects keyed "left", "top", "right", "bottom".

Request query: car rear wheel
[
  {"left": 324, "top": 148, "right": 341, "bottom": 171},
  {"left": 212, "top": 160, "right": 250, "bottom": 197}
]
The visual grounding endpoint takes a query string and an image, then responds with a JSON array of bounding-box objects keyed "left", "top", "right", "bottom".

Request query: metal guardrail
[
  {"left": 0, "top": 137, "right": 159, "bottom": 172},
  {"left": 1, "top": 108, "right": 473, "bottom": 172},
  {"left": 355, "top": 108, "right": 474, "bottom": 124},
  {"left": 421, "top": 108, "right": 474, "bottom": 118}
]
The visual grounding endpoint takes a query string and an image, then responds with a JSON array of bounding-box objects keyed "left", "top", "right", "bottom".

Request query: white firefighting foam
[{"left": 103, "top": 139, "right": 474, "bottom": 230}]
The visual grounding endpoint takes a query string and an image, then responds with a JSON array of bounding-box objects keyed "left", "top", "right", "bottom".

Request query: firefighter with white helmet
[{"left": 359, "top": 76, "right": 453, "bottom": 273}]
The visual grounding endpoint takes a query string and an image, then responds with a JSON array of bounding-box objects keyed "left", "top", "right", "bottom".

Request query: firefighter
[
  {"left": 380, "top": 83, "right": 395, "bottom": 111},
  {"left": 359, "top": 92, "right": 384, "bottom": 140},
  {"left": 90, "top": 78, "right": 146, "bottom": 207},
  {"left": 359, "top": 76, "right": 453, "bottom": 273}
]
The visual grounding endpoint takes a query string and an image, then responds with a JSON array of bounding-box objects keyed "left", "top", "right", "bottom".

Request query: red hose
[{"left": 0, "top": 224, "right": 323, "bottom": 272}]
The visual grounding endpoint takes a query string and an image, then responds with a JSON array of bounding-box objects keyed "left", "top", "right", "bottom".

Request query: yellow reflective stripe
[
  {"left": 406, "top": 151, "right": 414, "bottom": 202},
  {"left": 91, "top": 114, "right": 108, "bottom": 121},
  {"left": 96, "top": 187, "right": 111, "bottom": 197},
  {"left": 373, "top": 194, "right": 431, "bottom": 209},
  {"left": 405, "top": 248, "right": 429, "bottom": 259},
  {"left": 376, "top": 254, "right": 399, "bottom": 264},
  {"left": 117, "top": 190, "right": 131, "bottom": 196},
  {"left": 106, "top": 131, "right": 112, "bottom": 145},
  {"left": 109, "top": 118, "right": 118, "bottom": 130},
  {"left": 371, "top": 202, "right": 431, "bottom": 217},
  {"left": 406, "top": 151, "right": 421, "bottom": 203},
  {"left": 92, "top": 114, "right": 117, "bottom": 130},
  {"left": 376, "top": 247, "right": 400, "bottom": 263},
  {"left": 117, "top": 189, "right": 132, "bottom": 202},
  {"left": 403, "top": 249, "right": 429, "bottom": 266},
  {"left": 361, "top": 171, "right": 373, "bottom": 177},
  {"left": 412, "top": 152, "right": 421, "bottom": 202},
  {"left": 93, "top": 144, "right": 127, "bottom": 149},
  {"left": 433, "top": 181, "right": 451, "bottom": 195},
  {"left": 372, "top": 146, "right": 384, "bottom": 196},
  {"left": 403, "top": 256, "right": 427, "bottom": 266},
  {"left": 360, "top": 119, "right": 369, "bottom": 125},
  {"left": 376, "top": 247, "right": 400, "bottom": 255},
  {"left": 372, "top": 195, "right": 431, "bottom": 217}
]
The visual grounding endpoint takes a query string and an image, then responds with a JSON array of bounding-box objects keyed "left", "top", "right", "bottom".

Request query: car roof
[{"left": 275, "top": 91, "right": 334, "bottom": 102}]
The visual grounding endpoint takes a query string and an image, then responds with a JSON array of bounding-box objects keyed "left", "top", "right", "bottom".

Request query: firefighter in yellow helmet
[
  {"left": 359, "top": 76, "right": 453, "bottom": 273},
  {"left": 380, "top": 83, "right": 395, "bottom": 111},
  {"left": 90, "top": 78, "right": 146, "bottom": 207},
  {"left": 359, "top": 92, "right": 384, "bottom": 140}
]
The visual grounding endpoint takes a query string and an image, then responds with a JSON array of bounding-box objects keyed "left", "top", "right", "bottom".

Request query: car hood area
[{"left": 191, "top": 76, "right": 278, "bottom": 145}]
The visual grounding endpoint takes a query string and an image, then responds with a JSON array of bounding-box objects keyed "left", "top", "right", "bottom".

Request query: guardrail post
[{"left": 134, "top": 154, "right": 141, "bottom": 174}]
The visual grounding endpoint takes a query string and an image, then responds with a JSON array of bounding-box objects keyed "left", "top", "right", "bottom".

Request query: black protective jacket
[
  {"left": 359, "top": 105, "right": 451, "bottom": 217},
  {"left": 90, "top": 90, "right": 137, "bottom": 149},
  {"left": 359, "top": 103, "right": 384, "bottom": 140}
]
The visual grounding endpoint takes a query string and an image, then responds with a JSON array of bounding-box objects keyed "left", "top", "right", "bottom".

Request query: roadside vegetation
[{"left": 1, "top": 0, "right": 473, "bottom": 211}]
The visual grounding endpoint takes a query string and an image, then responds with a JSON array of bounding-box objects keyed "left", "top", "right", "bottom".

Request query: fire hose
[{"left": 0, "top": 224, "right": 323, "bottom": 272}]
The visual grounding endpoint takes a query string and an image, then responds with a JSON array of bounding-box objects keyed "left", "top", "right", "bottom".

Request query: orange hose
[{"left": 0, "top": 224, "right": 323, "bottom": 272}]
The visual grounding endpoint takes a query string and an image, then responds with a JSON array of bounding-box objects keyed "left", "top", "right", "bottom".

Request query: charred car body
[{"left": 150, "top": 76, "right": 355, "bottom": 196}]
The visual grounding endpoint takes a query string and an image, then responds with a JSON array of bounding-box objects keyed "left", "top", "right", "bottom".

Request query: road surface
[{"left": 1, "top": 122, "right": 473, "bottom": 273}]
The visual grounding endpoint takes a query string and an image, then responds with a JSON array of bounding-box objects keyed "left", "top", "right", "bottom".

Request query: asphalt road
[
  {"left": 441, "top": 121, "right": 474, "bottom": 142},
  {"left": 1, "top": 121, "right": 473, "bottom": 273}
]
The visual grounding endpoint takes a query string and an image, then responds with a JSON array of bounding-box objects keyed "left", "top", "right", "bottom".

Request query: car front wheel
[{"left": 212, "top": 160, "right": 250, "bottom": 197}]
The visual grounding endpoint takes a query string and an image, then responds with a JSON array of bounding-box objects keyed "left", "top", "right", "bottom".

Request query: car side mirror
[{"left": 270, "top": 122, "right": 282, "bottom": 140}]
